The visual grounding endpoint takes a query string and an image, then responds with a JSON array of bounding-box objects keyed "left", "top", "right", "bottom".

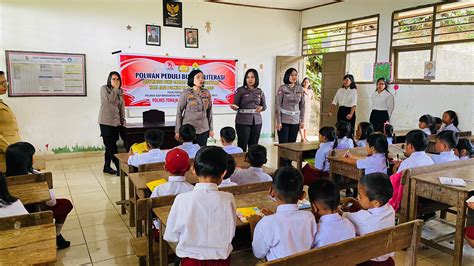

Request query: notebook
[
  {"left": 131, "top": 142, "right": 149, "bottom": 154},
  {"left": 438, "top": 177, "right": 466, "bottom": 187},
  {"left": 236, "top": 207, "right": 262, "bottom": 223},
  {"left": 146, "top": 179, "right": 167, "bottom": 191}
]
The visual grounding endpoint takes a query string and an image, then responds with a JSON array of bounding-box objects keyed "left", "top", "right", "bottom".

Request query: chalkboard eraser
[{"left": 112, "top": 50, "right": 122, "bottom": 55}]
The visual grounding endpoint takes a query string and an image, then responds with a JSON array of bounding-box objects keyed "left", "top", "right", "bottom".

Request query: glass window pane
[
  {"left": 396, "top": 50, "right": 431, "bottom": 79},
  {"left": 433, "top": 43, "right": 474, "bottom": 82},
  {"left": 346, "top": 51, "right": 376, "bottom": 82}
]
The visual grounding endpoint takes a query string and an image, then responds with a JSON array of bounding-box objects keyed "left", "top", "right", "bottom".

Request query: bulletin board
[
  {"left": 373, "top": 62, "right": 392, "bottom": 82},
  {"left": 5, "top": 50, "right": 87, "bottom": 97}
]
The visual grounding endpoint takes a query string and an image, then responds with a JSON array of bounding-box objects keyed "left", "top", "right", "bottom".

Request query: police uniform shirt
[
  {"left": 234, "top": 86, "right": 266, "bottom": 125},
  {"left": 175, "top": 88, "right": 213, "bottom": 134},
  {"left": 275, "top": 84, "right": 305, "bottom": 125}
]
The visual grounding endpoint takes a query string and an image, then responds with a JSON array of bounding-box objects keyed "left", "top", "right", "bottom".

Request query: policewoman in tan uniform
[
  {"left": 0, "top": 71, "right": 21, "bottom": 172},
  {"left": 175, "top": 69, "right": 213, "bottom": 146},
  {"left": 231, "top": 69, "right": 266, "bottom": 152},
  {"left": 276, "top": 68, "right": 305, "bottom": 147}
]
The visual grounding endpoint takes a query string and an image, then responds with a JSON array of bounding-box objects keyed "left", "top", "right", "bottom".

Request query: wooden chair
[
  {"left": 143, "top": 109, "right": 165, "bottom": 124},
  {"left": 6, "top": 172, "right": 53, "bottom": 189},
  {"left": 0, "top": 211, "right": 53, "bottom": 231},
  {"left": 257, "top": 220, "right": 424, "bottom": 266}
]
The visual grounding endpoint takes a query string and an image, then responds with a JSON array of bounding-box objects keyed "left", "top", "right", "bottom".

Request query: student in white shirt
[
  {"left": 220, "top": 126, "right": 244, "bottom": 154},
  {"left": 0, "top": 173, "right": 28, "bottom": 218},
  {"left": 440, "top": 110, "right": 460, "bottom": 133},
  {"left": 308, "top": 179, "right": 355, "bottom": 248},
  {"left": 369, "top": 78, "right": 394, "bottom": 133},
  {"left": 418, "top": 114, "right": 436, "bottom": 136},
  {"left": 341, "top": 173, "right": 395, "bottom": 265},
  {"left": 335, "top": 120, "right": 355, "bottom": 149},
  {"left": 231, "top": 144, "right": 272, "bottom": 185},
  {"left": 164, "top": 146, "right": 236, "bottom": 265},
  {"left": 355, "top": 122, "right": 374, "bottom": 147},
  {"left": 128, "top": 129, "right": 167, "bottom": 167},
  {"left": 249, "top": 166, "right": 317, "bottom": 261},
  {"left": 396, "top": 130, "right": 434, "bottom": 174},
  {"left": 383, "top": 123, "right": 394, "bottom": 145},
  {"left": 176, "top": 124, "right": 201, "bottom": 158},
  {"left": 354, "top": 133, "right": 388, "bottom": 175},
  {"left": 454, "top": 138, "right": 472, "bottom": 160},
  {"left": 219, "top": 154, "right": 237, "bottom": 188},
  {"left": 431, "top": 130, "right": 459, "bottom": 164},
  {"left": 328, "top": 74, "right": 358, "bottom": 130}
]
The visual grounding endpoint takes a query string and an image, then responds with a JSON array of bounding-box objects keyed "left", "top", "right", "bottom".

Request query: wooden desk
[
  {"left": 274, "top": 141, "right": 320, "bottom": 172},
  {"left": 8, "top": 181, "right": 51, "bottom": 205},
  {"left": 408, "top": 160, "right": 474, "bottom": 266},
  {"left": 0, "top": 223, "right": 56, "bottom": 264},
  {"left": 124, "top": 121, "right": 179, "bottom": 150},
  {"left": 115, "top": 152, "right": 137, "bottom": 214}
]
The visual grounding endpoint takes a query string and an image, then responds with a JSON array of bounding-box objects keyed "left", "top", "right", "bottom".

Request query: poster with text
[{"left": 119, "top": 53, "right": 237, "bottom": 108}]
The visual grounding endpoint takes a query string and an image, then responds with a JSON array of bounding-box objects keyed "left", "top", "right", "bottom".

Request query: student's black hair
[
  {"left": 247, "top": 144, "right": 267, "bottom": 167},
  {"left": 272, "top": 166, "right": 303, "bottom": 203},
  {"left": 220, "top": 126, "right": 236, "bottom": 143},
  {"left": 283, "top": 68, "right": 297, "bottom": 85},
  {"left": 383, "top": 123, "right": 394, "bottom": 139},
  {"left": 179, "top": 124, "right": 196, "bottom": 142},
  {"left": 0, "top": 173, "right": 18, "bottom": 206},
  {"left": 194, "top": 146, "right": 228, "bottom": 179},
  {"left": 434, "top": 117, "right": 442, "bottom": 125},
  {"left": 436, "top": 130, "right": 459, "bottom": 149},
  {"left": 223, "top": 154, "right": 236, "bottom": 180},
  {"left": 6, "top": 142, "right": 35, "bottom": 177},
  {"left": 319, "top": 126, "right": 338, "bottom": 150},
  {"left": 342, "top": 74, "right": 357, "bottom": 89},
  {"left": 456, "top": 138, "right": 473, "bottom": 157},
  {"left": 106, "top": 71, "right": 122, "bottom": 89},
  {"left": 367, "top": 133, "right": 389, "bottom": 168},
  {"left": 357, "top": 122, "right": 374, "bottom": 141},
  {"left": 144, "top": 129, "right": 164, "bottom": 149},
  {"left": 419, "top": 114, "right": 436, "bottom": 134},
  {"left": 405, "top": 130, "right": 429, "bottom": 151},
  {"left": 335, "top": 120, "right": 355, "bottom": 146},
  {"left": 308, "top": 179, "right": 340, "bottom": 211},
  {"left": 243, "top": 68, "right": 259, "bottom": 88},
  {"left": 359, "top": 173, "right": 393, "bottom": 205},
  {"left": 187, "top": 69, "right": 204, "bottom": 88},
  {"left": 375, "top": 77, "right": 389, "bottom": 92},
  {"left": 444, "top": 110, "right": 459, "bottom": 128}
]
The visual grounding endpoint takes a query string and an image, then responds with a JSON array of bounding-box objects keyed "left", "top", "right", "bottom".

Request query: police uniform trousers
[{"left": 236, "top": 121, "right": 262, "bottom": 152}]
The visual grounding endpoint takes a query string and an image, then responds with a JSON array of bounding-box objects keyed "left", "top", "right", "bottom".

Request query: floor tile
[
  {"left": 82, "top": 221, "right": 131, "bottom": 243},
  {"left": 55, "top": 244, "right": 91, "bottom": 265},
  {"left": 92, "top": 254, "right": 139, "bottom": 266},
  {"left": 87, "top": 235, "right": 134, "bottom": 262},
  {"left": 62, "top": 215, "right": 81, "bottom": 231},
  {"left": 78, "top": 209, "right": 123, "bottom": 227},
  {"left": 61, "top": 228, "right": 85, "bottom": 246}
]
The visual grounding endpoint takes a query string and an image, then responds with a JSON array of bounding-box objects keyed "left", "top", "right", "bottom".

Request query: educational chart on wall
[
  {"left": 119, "top": 53, "right": 237, "bottom": 108},
  {"left": 6, "top": 51, "right": 86, "bottom": 97},
  {"left": 373, "top": 62, "right": 392, "bottom": 82}
]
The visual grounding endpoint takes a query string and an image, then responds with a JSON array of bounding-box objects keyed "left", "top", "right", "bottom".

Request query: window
[{"left": 391, "top": 2, "right": 474, "bottom": 83}]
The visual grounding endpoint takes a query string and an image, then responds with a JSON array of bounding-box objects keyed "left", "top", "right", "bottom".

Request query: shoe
[
  {"left": 116, "top": 170, "right": 120, "bottom": 176},
  {"left": 57, "top": 234, "right": 71, "bottom": 250},
  {"left": 103, "top": 166, "right": 117, "bottom": 175}
]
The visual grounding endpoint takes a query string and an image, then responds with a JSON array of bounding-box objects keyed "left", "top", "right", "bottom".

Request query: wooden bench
[
  {"left": 257, "top": 220, "right": 424, "bottom": 266},
  {"left": 6, "top": 172, "right": 53, "bottom": 207}
]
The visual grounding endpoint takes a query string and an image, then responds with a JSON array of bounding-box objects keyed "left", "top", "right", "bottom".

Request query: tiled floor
[{"left": 47, "top": 143, "right": 474, "bottom": 265}]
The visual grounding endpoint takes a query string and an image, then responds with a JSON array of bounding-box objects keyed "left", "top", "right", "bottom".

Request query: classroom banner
[{"left": 119, "top": 53, "right": 237, "bottom": 108}]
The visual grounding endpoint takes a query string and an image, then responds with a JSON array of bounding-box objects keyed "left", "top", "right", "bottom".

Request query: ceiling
[{"left": 204, "top": 0, "right": 341, "bottom": 11}]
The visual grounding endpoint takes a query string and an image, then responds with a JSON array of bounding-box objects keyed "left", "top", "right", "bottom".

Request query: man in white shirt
[
  {"left": 176, "top": 124, "right": 201, "bottom": 158},
  {"left": 396, "top": 130, "right": 434, "bottom": 174},
  {"left": 231, "top": 145, "right": 272, "bottom": 185},
  {"left": 127, "top": 129, "right": 167, "bottom": 167},
  {"left": 220, "top": 126, "right": 244, "bottom": 154}
]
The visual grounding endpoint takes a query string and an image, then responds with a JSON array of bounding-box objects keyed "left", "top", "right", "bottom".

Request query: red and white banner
[{"left": 119, "top": 53, "right": 237, "bottom": 107}]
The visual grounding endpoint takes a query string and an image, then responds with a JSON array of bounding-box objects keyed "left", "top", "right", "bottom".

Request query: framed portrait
[
  {"left": 146, "top": 25, "right": 161, "bottom": 46},
  {"left": 184, "top": 28, "right": 198, "bottom": 48}
]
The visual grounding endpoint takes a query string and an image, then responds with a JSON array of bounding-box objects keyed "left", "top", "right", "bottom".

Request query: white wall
[
  {"left": 302, "top": 0, "right": 474, "bottom": 132},
  {"left": 0, "top": 0, "right": 301, "bottom": 150}
]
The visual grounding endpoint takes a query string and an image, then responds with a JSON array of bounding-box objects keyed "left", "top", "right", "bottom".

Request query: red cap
[{"left": 165, "top": 148, "right": 190, "bottom": 174}]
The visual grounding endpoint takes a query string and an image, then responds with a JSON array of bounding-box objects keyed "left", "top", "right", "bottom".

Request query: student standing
[
  {"left": 328, "top": 74, "right": 358, "bottom": 131},
  {"left": 369, "top": 78, "right": 394, "bottom": 132}
]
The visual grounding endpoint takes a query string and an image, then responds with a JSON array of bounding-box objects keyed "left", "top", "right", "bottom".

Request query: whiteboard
[{"left": 6, "top": 51, "right": 87, "bottom": 97}]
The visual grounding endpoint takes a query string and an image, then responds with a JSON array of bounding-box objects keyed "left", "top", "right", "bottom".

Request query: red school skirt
[
  {"left": 181, "top": 257, "right": 230, "bottom": 266},
  {"left": 357, "top": 257, "right": 395, "bottom": 266}
]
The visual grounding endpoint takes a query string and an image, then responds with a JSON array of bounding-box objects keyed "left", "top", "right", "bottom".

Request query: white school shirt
[
  {"left": 127, "top": 148, "right": 167, "bottom": 167},
  {"left": 431, "top": 150, "right": 459, "bottom": 164},
  {"left": 230, "top": 167, "right": 272, "bottom": 185},
  {"left": 332, "top": 87, "right": 357, "bottom": 107},
  {"left": 150, "top": 176, "right": 194, "bottom": 198},
  {"left": 344, "top": 204, "right": 395, "bottom": 262},
  {"left": 421, "top": 128, "right": 432, "bottom": 136},
  {"left": 218, "top": 178, "right": 238, "bottom": 188},
  {"left": 356, "top": 153, "right": 388, "bottom": 174},
  {"left": 337, "top": 137, "right": 354, "bottom": 150},
  {"left": 387, "top": 137, "right": 393, "bottom": 145},
  {"left": 222, "top": 145, "right": 244, "bottom": 154},
  {"left": 441, "top": 123, "right": 460, "bottom": 133},
  {"left": 315, "top": 213, "right": 356, "bottom": 248},
  {"left": 460, "top": 156, "right": 470, "bottom": 161},
  {"left": 356, "top": 140, "right": 367, "bottom": 147},
  {"left": 0, "top": 199, "right": 28, "bottom": 218},
  {"left": 164, "top": 183, "right": 236, "bottom": 260},
  {"left": 252, "top": 204, "right": 318, "bottom": 261},
  {"left": 397, "top": 151, "right": 434, "bottom": 173},
  {"left": 314, "top": 141, "right": 334, "bottom": 172},
  {"left": 177, "top": 142, "right": 201, "bottom": 158},
  {"left": 371, "top": 90, "right": 394, "bottom": 116}
]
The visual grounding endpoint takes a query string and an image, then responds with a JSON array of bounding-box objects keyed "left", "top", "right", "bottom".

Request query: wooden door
[{"left": 320, "top": 52, "right": 346, "bottom": 128}]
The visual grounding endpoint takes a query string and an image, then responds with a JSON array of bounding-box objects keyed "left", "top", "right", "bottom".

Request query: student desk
[
  {"left": 395, "top": 130, "right": 472, "bottom": 144},
  {"left": 8, "top": 181, "right": 51, "bottom": 205},
  {"left": 115, "top": 152, "right": 137, "bottom": 214},
  {"left": 0, "top": 223, "right": 56, "bottom": 264},
  {"left": 408, "top": 161, "right": 474, "bottom": 266},
  {"left": 274, "top": 141, "right": 320, "bottom": 172}
]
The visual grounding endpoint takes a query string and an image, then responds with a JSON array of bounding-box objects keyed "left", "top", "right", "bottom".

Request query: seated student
[
  {"left": 335, "top": 120, "right": 355, "bottom": 149},
  {"left": 440, "top": 110, "right": 460, "bottom": 133},
  {"left": 250, "top": 166, "right": 317, "bottom": 261},
  {"left": 231, "top": 144, "right": 272, "bottom": 185},
  {"left": 0, "top": 173, "right": 28, "bottom": 218},
  {"left": 455, "top": 138, "right": 472, "bottom": 160},
  {"left": 128, "top": 129, "right": 167, "bottom": 167},
  {"left": 396, "top": 130, "right": 434, "bottom": 174},
  {"left": 308, "top": 179, "right": 355, "bottom": 248},
  {"left": 164, "top": 146, "right": 236, "bottom": 266},
  {"left": 302, "top": 127, "right": 337, "bottom": 186},
  {"left": 176, "top": 124, "right": 201, "bottom": 158},
  {"left": 355, "top": 122, "right": 374, "bottom": 147},
  {"left": 418, "top": 114, "right": 436, "bottom": 136},
  {"left": 220, "top": 126, "right": 244, "bottom": 154},
  {"left": 431, "top": 130, "right": 459, "bottom": 164},
  {"left": 354, "top": 133, "right": 388, "bottom": 175},
  {"left": 383, "top": 123, "right": 394, "bottom": 145},
  {"left": 5, "top": 142, "right": 73, "bottom": 250},
  {"left": 466, "top": 200, "right": 474, "bottom": 248},
  {"left": 219, "top": 154, "right": 237, "bottom": 188},
  {"left": 434, "top": 117, "right": 443, "bottom": 133},
  {"left": 342, "top": 173, "right": 395, "bottom": 266}
]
